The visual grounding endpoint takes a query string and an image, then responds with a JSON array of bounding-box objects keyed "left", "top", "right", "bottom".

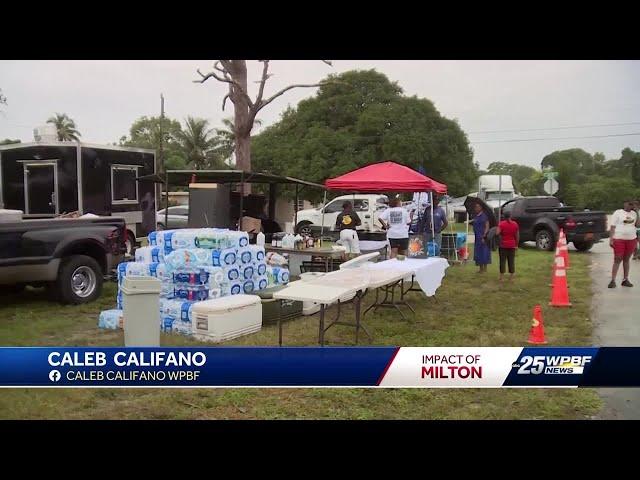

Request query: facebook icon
[{"left": 49, "top": 370, "right": 61, "bottom": 382}]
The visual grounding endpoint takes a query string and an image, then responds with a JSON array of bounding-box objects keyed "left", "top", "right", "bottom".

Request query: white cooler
[{"left": 192, "top": 295, "right": 262, "bottom": 343}]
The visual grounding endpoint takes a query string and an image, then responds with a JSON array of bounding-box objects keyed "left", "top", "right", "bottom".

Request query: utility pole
[{"left": 159, "top": 94, "right": 169, "bottom": 228}]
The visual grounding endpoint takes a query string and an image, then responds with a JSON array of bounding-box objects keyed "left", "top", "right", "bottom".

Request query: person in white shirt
[
  {"left": 608, "top": 199, "right": 640, "bottom": 288},
  {"left": 379, "top": 198, "right": 412, "bottom": 258}
]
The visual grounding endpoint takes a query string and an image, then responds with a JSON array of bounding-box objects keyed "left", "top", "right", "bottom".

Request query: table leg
[
  {"left": 278, "top": 299, "right": 282, "bottom": 347},
  {"left": 400, "top": 278, "right": 415, "bottom": 315},
  {"left": 391, "top": 281, "right": 407, "bottom": 320},
  {"left": 319, "top": 304, "right": 326, "bottom": 346},
  {"left": 362, "top": 287, "right": 379, "bottom": 318}
]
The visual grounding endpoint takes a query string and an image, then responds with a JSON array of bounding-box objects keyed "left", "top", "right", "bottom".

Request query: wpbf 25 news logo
[{"left": 504, "top": 347, "right": 598, "bottom": 387}]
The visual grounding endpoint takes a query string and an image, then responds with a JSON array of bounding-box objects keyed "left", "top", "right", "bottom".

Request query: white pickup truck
[{"left": 294, "top": 194, "right": 389, "bottom": 235}]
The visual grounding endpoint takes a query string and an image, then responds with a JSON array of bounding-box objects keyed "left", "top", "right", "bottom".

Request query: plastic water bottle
[{"left": 257, "top": 232, "right": 265, "bottom": 246}]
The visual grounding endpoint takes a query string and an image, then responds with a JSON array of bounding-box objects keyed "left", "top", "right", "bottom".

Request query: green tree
[
  {"left": 486, "top": 162, "right": 539, "bottom": 193},
  {"left": 120, "top": 116, "right": 187, "bottom": 170},
  {"left": 213, "top": 117, "right": 261, "bottom": 168},
  {"left": 252, "top": 69, "right": 477, "bottom": 201},
  {"left": 176, "top": 117, "right": 224, "bottom": 169},
  {"left": 576, "top": 176, "right": 640, "bottom": 211},
  {"left": 1, "top": 138, "right": 21, "bottom": 145},
  {"left": 518, "top": 171, "right": 545, "bottom": 196},
  {"left": 540, "top": 148, "right": 595, "bottom": 201},
  {"left": 46, "top": 113, "right": 81, "bottom": 141},
  {"left": 620, "top": 147, "right": 640, "bottom": 187}
]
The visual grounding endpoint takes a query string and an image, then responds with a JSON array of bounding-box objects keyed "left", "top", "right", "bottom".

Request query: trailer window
[{"left": 111, "top": 165, "right": 139, "bottom": 204}]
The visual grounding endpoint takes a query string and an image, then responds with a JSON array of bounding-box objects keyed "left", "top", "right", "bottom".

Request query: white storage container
[
  {"left": 121, "top": 276, "right": 162, "bottom": 346},
  {"left": 192, "top": 294, "right": 262, "bottom": 343},
  {"left": 0, "top": 209, "right": 23, "bottom": 223}
]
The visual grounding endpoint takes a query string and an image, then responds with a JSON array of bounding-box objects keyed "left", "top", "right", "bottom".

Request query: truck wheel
[
  {"left": 573, "top": 241, "right": 594, "bottom": 252},
  {"left": 295, "top": 221, "right": 313, "bottom": 236},
  {"left": 125, "top": 231, "right": 136, "bottom": 257},
  {"left": 535, "top": 229, "right": 555, "bottom": 251},
  {"left": 56, "top": 255, "right": 103, "bottom": 304}
]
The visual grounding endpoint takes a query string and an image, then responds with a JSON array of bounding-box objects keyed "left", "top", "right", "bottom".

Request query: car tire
[
  {"left": 125, "top": 231, "right": 137, "bottom": 256},
  {"left": 573, "top": 241, "right": 594, "bottom": 252},
  {"left": 56, "top": 255, "right": 103, "bottom": 304},
  {"left": 535, "top": 229, "right": 555, "bottom": 251},
  {"left": 295, "top": 221, "right": 313, "bottom": 236}
]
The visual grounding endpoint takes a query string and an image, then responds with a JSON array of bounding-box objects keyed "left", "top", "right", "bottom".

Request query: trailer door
[{"left": 24, "top": 162, "right": 58, "bottom": 215}]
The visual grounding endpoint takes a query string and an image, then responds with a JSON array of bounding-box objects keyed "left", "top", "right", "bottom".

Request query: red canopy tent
[{"left": 324, "top": 161, "right": 447, "bottom": 194}]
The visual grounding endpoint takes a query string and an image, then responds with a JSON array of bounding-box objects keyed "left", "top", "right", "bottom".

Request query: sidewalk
[{"left": 587, "top": 240, "right": 640, "bottom": 419}]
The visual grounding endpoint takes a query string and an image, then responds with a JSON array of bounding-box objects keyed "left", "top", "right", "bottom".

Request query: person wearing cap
[
  {"left": 608, "top": 199, "right": 640, "bottom": 288},
  {"left": 335, "top": 201, "right": 362, "bottom": 259}
]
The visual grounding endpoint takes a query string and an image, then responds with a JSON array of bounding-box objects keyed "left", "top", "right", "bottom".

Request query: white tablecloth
[
  {"left": 364, "top": 257, "right": 449, "bottom": 296},
  {"left": 359, "top": 240, "right": 389, "bottom": 252}
]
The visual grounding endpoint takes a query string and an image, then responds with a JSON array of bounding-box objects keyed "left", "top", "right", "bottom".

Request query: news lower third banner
[{"left": 1, "top": 347, "right": 640, "bottom": 388}]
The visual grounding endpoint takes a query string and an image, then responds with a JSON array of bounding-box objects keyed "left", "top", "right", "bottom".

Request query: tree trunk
[{"left": 228, "top": 60, "right": 251, "bottom": 194}]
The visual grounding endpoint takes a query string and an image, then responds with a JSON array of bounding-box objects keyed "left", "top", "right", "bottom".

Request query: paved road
[{"left": 587, "top": 239, "right": 640, "bottom": 419}]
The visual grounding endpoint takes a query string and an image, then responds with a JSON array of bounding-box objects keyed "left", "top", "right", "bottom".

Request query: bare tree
[{"left": 195, "top": 60, "right": 333, "bottom": 191}]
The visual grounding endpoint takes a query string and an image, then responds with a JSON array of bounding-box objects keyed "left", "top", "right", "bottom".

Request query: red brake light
[{"left": 565, "top": 217, "right": 577, "bottom": 229}]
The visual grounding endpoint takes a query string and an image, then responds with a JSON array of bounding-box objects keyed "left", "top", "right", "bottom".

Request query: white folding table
[
  {"left": 362, "top": 257, "right": 450, "bottom": 317},
  {"left": 273, "top": 270, "right": 369, "bottom": 346}
]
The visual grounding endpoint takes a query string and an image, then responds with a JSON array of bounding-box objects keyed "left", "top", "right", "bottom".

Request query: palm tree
[
  {"left": 47, "top": 113, "right": 81, "bottom": 141},
  {"left": 176, "top": 117, "right": 223, "bottom": 169},
  {"left": 214, "top": 117, "right": 262, "bottom": 167}
]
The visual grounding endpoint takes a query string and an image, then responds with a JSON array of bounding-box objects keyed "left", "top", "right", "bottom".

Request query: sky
[{"left": 1, "top": 60, "right": 639, "bottom": 169}]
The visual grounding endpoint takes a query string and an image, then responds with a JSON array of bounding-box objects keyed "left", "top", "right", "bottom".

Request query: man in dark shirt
[
  {"left": 335, "top": 201, "right": 362, "bottom": 256},
  {"left": 424, "top": 195, "right": 448, "bottom": 253},
  {"left": 335, "top": 201, "right": 362, "bottom": 231}
]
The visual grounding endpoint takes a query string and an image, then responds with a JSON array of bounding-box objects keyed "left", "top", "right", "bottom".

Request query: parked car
[
  {"left": 0, "top": 215, "right": 127, "bottom": 303},
  {"left": 156, "top": 206, "right": 189, "bottom": 230},
  {"left": 500, "top": 196, "right": 609, "bottom": 251},
  {"left": 294, "top": 194, "right": 389, "bottom": 235}
]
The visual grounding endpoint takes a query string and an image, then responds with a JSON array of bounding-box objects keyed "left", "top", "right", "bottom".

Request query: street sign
[
  {"left": 543, "top": 170, "right": 558, "bottom": 180},
  {"left": 544, "top": 178, "right": 559, "bottom": 195}
]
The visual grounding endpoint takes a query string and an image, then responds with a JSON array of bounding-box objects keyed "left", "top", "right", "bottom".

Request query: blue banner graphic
[
  {"left": 1, "top": 347, "right": 640, "bottom": 388},
  {"left": 0, "top": 347, "right": 397, "bottom": 387}
]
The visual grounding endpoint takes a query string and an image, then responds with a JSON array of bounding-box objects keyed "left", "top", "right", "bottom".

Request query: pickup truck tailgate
[{"left": 559, "top": 212, "right": 607, "bottom": 235}]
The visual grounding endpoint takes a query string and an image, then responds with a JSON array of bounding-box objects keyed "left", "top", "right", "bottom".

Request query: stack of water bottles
[{"left": 98, "top": 228, "right": 290, "bottom": 336}]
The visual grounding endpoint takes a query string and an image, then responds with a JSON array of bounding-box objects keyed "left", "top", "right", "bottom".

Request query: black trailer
[{"left": 0, "top": 142, "right": 156, "bottom": 252}]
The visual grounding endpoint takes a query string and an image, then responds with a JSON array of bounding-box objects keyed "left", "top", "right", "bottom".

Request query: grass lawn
[{"left": 0, "top": 246, "right": 601, "bottom": 419}]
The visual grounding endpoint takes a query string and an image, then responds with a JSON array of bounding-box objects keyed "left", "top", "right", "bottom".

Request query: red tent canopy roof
[{"left": 325, "top": 161, "right": 447, "bottom": 194}]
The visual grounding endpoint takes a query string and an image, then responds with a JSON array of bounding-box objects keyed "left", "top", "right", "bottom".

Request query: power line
[
  {"left": 469, "top": 121, "right": 640, "bottom": 135},
  {"left": 471, "top": 132, "right": 640, "bottom": 144}
]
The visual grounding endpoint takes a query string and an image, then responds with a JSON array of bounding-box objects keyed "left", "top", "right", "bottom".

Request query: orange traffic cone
[
  {"left": 558, "top": 229, "right": 570, "bottom": 268},
  {"left": 527, "top": 305, "right": 547, "bottom": 344},
  {"left": 550, "top": 256, "right": 572, "bottom": 307}
]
